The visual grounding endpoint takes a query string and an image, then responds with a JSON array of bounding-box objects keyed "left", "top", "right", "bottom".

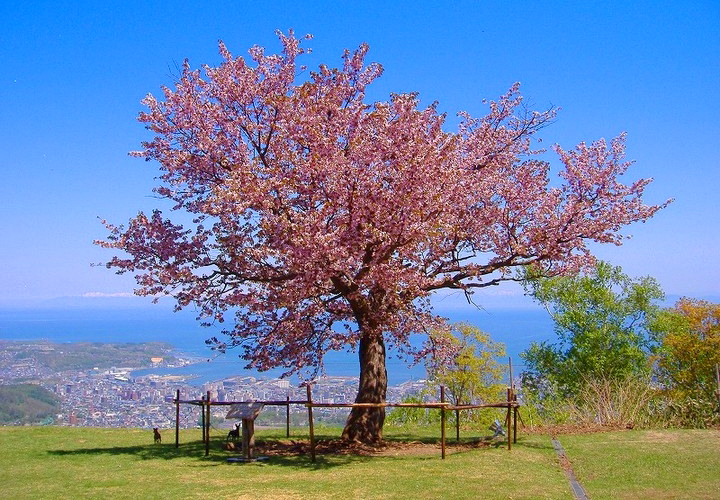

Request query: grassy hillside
[
  {"left": 0, "top": 384, "right": 59, "bottom": 424},
  {"left": 1, "top": 426, "right": 719, "bottom": 499}
]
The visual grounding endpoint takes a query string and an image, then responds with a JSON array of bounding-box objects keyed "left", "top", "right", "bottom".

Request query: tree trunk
[{"left": 341, "top": 333, "right": 387, "bottom": 443}]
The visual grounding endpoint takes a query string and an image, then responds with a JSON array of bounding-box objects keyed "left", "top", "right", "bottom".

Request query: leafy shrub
[
  {"left": 385, "top": 393, "right": 440, "bottom": 427},
  {"left": 659, "top": 394, "right": 720, "bottom": 428}
]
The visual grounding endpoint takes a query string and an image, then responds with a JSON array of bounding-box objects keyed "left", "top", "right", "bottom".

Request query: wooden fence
[{"left": 172, "top": 385, "right": 520, "bottom": 461}]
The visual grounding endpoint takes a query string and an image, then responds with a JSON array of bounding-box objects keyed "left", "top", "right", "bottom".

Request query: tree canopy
[
  {"left": 97, "top": 31, "right": 668, "bottom": 442},
  {"left": 521, "top": 262, "right": 664, "bottom": 397},
  {"left": 427, "top": 323, "right": 506, "bottom": 407},
  {"left": 652, "top": 298, "right": 720, "bottom": 402}
]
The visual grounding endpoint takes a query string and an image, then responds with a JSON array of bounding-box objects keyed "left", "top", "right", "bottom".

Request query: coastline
[{"left": 0, "top": 305, "right": 556, "bottom": 387}]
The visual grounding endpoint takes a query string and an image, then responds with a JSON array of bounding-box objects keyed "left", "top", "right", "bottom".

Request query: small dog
[
  {"left": 153, "top": 427, "right": 162, "bottom": 444},
  {"left": 227, "top": 422, "right": 240, "bottom": 441}
]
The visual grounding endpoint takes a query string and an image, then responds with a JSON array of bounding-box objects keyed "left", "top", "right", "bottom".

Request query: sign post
[{"left": 226, "top": 402, "right": 265, "bottom": 462}]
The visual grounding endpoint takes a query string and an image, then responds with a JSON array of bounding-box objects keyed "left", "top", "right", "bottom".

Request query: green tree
[
  {"left": 652, "top": 298, "right": 720, "bottom": 402},
  {"left": 426, "top": 323, "right": 506, "bottom": 428},
  {"left": 521, "top": 261, "right": 663, "bottom": 398}
]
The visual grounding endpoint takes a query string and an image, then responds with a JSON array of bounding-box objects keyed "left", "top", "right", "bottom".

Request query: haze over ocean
[{"left": 0, "top": 303, "right": 554, "bottom": 386}]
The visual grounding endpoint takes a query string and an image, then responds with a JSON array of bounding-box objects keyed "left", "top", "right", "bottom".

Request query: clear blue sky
[{"left": 1, "top": 0, "right": 718, "bottom": 308}]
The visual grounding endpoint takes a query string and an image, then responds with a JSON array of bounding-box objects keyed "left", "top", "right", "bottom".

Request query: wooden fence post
[
  {"left": 201, "top": 395, "right": 206, "bottom": 443},
  {"left": 508, "top": 357, "right": 513, "bottom": 389},
  {"left": 455, "top": 408, "right": 460, "bottom": 442},
  {"left": 175, "top": 389, "right": 180, "bottom": 448},
  {"left": 205, "top": 390, "right": 211, "bottom": 457},
  {"left": 506, "top": 387, "right": 512, "bottom": 451},
  {"left": 306, "top": 384, "right": 316, "bottom": 463},
  {"left": 513, "top": 391, "right": 518, "bottom": 444},
  {"left": 286, "top": 394, "right": 291, "bottom": 438},
  {"left": 440, "top": 385, "right": 446, "bottom": 459}
]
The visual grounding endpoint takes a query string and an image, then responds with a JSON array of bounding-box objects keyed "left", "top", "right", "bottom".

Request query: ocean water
[{"left": 0, "top": 304, "right": 555, "bottom": 386}]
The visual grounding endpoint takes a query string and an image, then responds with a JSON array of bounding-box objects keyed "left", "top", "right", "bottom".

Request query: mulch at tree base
[{"left": 251, "top": 438, "right": 494, "bottom": 457}]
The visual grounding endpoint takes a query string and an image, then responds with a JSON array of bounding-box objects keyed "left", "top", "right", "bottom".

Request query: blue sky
[{"left": 1, "top": 0, "right": 718, "bottom": 309}]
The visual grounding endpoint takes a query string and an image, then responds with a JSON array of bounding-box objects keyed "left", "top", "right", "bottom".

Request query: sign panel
[{"left": 226, "top": 402, "right": 265, "bottom": 420}]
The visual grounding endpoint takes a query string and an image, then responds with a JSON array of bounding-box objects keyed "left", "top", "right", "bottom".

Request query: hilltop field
[{"left": 2, "top": 425, "right": 719, "bottom": 499}]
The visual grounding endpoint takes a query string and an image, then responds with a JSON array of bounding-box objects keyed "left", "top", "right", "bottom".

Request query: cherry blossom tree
[{"left": 97, "top": 31, "right": 668, "bottom": 443}]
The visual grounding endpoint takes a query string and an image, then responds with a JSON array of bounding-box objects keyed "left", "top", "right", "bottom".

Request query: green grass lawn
[
  {"left": 1, "top": 426, "right": 718, "bottom": 499},
  {"left": 559, "top": 429, "right": 720, "bottom": 499}
]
